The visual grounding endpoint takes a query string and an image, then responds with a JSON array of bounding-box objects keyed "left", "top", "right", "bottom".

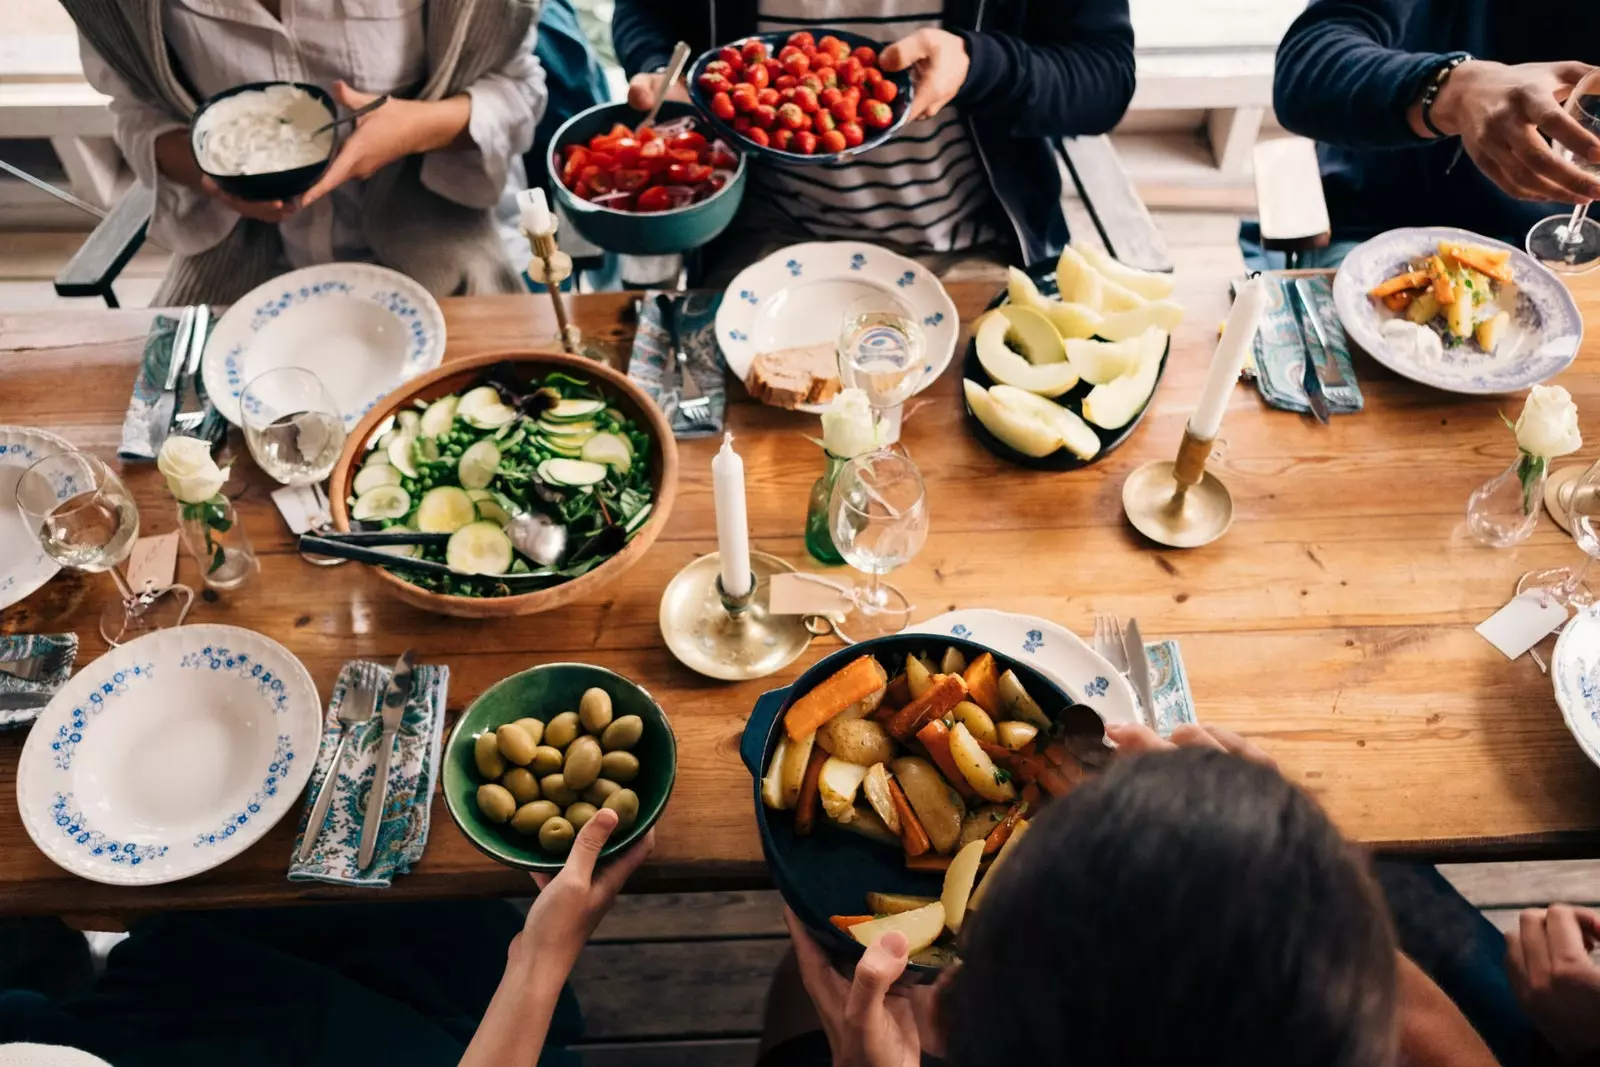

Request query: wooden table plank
[{"left": 3, "top": 268, "right": 1600, "bottom": 916}]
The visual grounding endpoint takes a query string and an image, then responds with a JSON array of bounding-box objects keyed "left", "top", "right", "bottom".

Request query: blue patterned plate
[
  {"left": 1552, "top": 603, "right": 1600, "bottom": 771},
  {"left": 201, "top": 263, "right": 446, "bottom": 429},
  {"left": 716, "top": 241, "right": 959, "bottom": 413},
  {"left": 1332, "top": 226, "right": 1582, "bottom": 395},
  {"left": 16, "top": 625, "right": 320, "bottom": 886},
  {"left": 0, "top": 426, "right": 73, "bottom": 612}
]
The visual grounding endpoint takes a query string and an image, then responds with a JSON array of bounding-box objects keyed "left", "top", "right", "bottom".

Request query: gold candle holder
[
  {"left": 1121, "top": 424, "right": 1234, "bottom": 548},
  {"left": 527, "top": 229, "right": 580, "bottom": 356},
  {"left": 658, "top": 550, "right": 814, "bottom": 681}
]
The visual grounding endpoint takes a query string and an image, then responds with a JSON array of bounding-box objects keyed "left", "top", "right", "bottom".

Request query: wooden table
[{"left": 5, "top": 266, "right": 1600, "bottom": 917}]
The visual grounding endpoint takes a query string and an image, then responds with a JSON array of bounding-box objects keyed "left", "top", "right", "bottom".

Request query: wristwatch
[{"left": 1418, "top": 52, "right": 1473, "bottom": 139}]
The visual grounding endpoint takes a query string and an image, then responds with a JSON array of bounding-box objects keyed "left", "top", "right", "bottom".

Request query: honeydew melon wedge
[
  {"left": 1094, "top": 301, "right": 1186, "bottom": 342},
  {"left": 964, "top": 379, "right": 1064, "bottom": 458},
  {"left": 1006, "top": 266, "right": 1051, "bottom": 312},
  {"left": 974, "top": 312, "right": 1078, "bottom": 397},
  {"left": 1056, "top": 245, "right": 1144, "bottom": 312},
  {"left": 1065, "top": 335, "right": 1144, "bottom": 385},
  {"left": 996, "top": 305, "right": 1066, "bottom": 365},
  {"left": 1081, "top": 327, "right": 1167, "bottom": 430},
  {"left": 989, "top": 385, "right": 1100, "bottom": 460},
  {"left": 1041, "top": 301, "right": 1104, "bottom": 340},
  {"left": 1073, "top": 242, "right": 1176, "bottom": 300}
]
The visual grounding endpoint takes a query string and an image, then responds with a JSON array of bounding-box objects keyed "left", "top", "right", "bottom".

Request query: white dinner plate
[
  {"left": 1332, "top": 226, "right": 1582, "bottom": 395},
  {"left": 17, "top": 625, "right": 320, "bottom": 886},
  {"left": 0, "top": 425, "right": 74, "bottom": 611},
  {"left": 202, "top": 262, "right": 445, "bottom": 429},
  {"left": 1552, "top": 603, "right": 1600, "bottom": 771},
  {"left": 716, "top": 241, "right": 959, "bottom": 413}
]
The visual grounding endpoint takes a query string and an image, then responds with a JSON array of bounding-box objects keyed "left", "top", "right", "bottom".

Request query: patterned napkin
[
  {"left": 626, "top": 290, "right": 727, "bottom": 438},
  {"left": 288, "top": 660, "right": 449, "bottom": 888},
  {"left": 118, "top": 312, "right": 226, "bottom": 461},
  {"left": 1141, "top": 639, "right": 1195, "bottom": 737},
  {"left": 1246, "top": 275, "right": 1364, "bottom": 416},
  {"left": 0, "top": 633, "right": 78, "bottom": 730}
]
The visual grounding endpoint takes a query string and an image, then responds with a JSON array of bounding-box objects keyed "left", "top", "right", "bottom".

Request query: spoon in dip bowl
[{"left": 312, "top": 94, "right": 391, "bottom": 137}]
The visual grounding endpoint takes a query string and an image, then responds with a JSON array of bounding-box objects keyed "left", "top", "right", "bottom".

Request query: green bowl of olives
[{"left": 441, "top": 662, "right": 676, "bottom": 872}]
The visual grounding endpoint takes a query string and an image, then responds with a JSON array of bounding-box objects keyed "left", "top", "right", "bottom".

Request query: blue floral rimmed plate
[
  {"left": 1552, "top": 603, "right": 1600, "bottom": 771},
  {"left": 16, "top": 625, "right": 320, "bottom": 886},
  {"left": 0, "top": 425, "right": 74, "bottom": 612}
]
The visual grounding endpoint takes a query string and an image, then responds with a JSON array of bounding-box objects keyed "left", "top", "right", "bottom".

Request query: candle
[
  {"left": 517, "top": 188, "right": 555, "bottom": 236},
  {"left": 712, "top": 432, "right": 752, "bottom": 598},
  {"left": 1189, "top": 277, "right": 1269, "bottom": 440}
]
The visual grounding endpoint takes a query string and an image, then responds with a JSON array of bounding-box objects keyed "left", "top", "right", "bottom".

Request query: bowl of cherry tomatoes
[
  {"left": 687, "top": 29, "right": 914, "bottom": 164},
  {"left": 547, "top": 100, "right": 747, "bottom": 256}
]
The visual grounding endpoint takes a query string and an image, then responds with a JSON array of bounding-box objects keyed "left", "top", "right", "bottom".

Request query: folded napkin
[
  {"left": 1141, "top": 639, "right": 1196, "bottom": 737},
  {"left": 1246, "top": 275, "right": 1364, "bottom": 416},
  {"left": 288, "top": 660, "right": 449, "bottom": 888},
  {"left": 626, "top": 290, "right": 727, "bottom": 438},
  {"left": 0, "top": 633, "right": 78, "bottom": 730},
  {"left": 119, "top": 312, "right": 226, "bottom": 462}
]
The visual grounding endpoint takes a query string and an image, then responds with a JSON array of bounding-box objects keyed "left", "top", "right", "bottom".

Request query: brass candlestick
[
  {"left": 1121, "top": 424, "right": 1234, "bottom": 548},
  {"left": 526, "top": 229, "right": 581, "bottom": 355},
  {"left": 658, "top": 550, "right": 814, "bottom": 681}
]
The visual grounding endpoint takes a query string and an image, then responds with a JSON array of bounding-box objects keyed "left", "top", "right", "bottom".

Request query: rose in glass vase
[
  {"left": 1467, "top": 385, "right": 1583, "bottom": 547},
  {"left": 805, "top": 389, "right": 887, "bottom": 565},
  {"left": 158, "top": 436, "right": 257, "bottom": 589}
]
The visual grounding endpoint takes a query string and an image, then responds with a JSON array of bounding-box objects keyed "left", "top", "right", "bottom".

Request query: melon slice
[
  {"left": 964, "top": 380, "right": 1063, "bottom": 458},
  {"left": 990, "top": 386, "right": 1100, "bottom": 461},
  {"left": 1081, "top": 327, "right": 1167, "bottom": 430},
  {"left": 1041, "top": 301, "right": 1104, "bottom": 340},
  {"left": 1006, "top": 266, "right": 1051, "bottom": 313},
  {"left": 973, "top": 312, "right": 1077, "bottom": 397},
  {"left": 1074, "top": 242, "right": 1176, "bottom": 300},
  {"left": 1065, "top": 336, "right": 1144, "bottom": 385},
  {"left": 1055, "top": 245, "right": 1105, "bottom": 310},
  {"left": 996, "top": 304, "right": 1066, "bottom": 365},
  {"left": 1095, "top": 301, "right": 1186, "bottom": 342}
]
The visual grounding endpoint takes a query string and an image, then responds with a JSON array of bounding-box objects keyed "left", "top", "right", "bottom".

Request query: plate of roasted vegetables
[
  {"left": 740, "top": 634, "right": 1091, "bottom": 974},
  {"left": 1332, "top": 226, "right": 1581, "bottom": 395}
]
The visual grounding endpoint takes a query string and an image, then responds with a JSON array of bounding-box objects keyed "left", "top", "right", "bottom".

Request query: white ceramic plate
[
  {"left": 717, "top": 241, "right": 959, "bottom": 413},
  {"left": 203, "top": 263, "right": 446, "bottom": 429},
  {"left": 17, "top": 625, "right": 320, "bottom": 886},
  {"left": 1552, "top": 604, "right": 1600, "bottom": 771},
  {"left": 1332, "top": 226, "right": 1582, "bottom": 395},
  {"left": 0, "top": 426, "right": 74, "bottom": 611},
  {"left": 907, "top": 608, "right": 1140, "bottom": 727}
]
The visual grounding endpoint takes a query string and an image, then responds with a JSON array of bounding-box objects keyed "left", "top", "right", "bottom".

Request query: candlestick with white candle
[
  {"left": 1189, "top": 277, "right": 1269, "bottom": 441},
  {"left": 517, "top": 188, "right": 556, "bottom": 237},
  {"left": 713, "top": 433, "right": 752, "bottom": 599}
]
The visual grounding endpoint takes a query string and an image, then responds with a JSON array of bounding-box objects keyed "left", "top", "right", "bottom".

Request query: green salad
[{"left": 347, "top": 370, "right": 655, "bottom": 598}]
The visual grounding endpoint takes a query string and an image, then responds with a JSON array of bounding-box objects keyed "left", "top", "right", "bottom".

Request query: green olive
[
  {"left": 600, "top": 714, "right": 644, "bottom": 752},
  {"left": 473, "top": 732, "right": 506, "bottom": 780},
  {"left": 565, "top": 801, "right": 598, "bottom": 830},
  {"left": 495, "top": 723, "right": 537, "bottom": 766},
  {"left": 510, "top": 799, "right": 560, "bottom": 836},
  {"left": 579, "top": 688, "right": 614, "bottom": 734},
  {"left": 501, "top": 767, "right": 540, "bottom": 805},
  {"left": 599, "top": 750, "right": 640, "bottom": 784},
  {"left": 531, "top": 746, "right": 565, "bottom": 776},
  {"left": 476, "top": 783, "right": 516, "bottom": 824},
  {"left": 545, "top": 711, "right": 581, "bottom": 750},
  {"left": 563, "top": 735, "right": 603, "bottom": 791},
  {"left": 602, "top": 788, "right": 640, "bottom": 830},
  {"left": 539, "top": 773, "right": 579, "bottom": 807},
  {"left": 582, "top": 778, "right": 621, "bottom": 806},
  {"left": 539, "top": 816, "right": 576, "bottom": 853},
  {"left": 511, "top": 717, "right": 545, "bottom": 747}
]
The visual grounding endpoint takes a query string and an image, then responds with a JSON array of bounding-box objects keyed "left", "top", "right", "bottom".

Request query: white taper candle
[
  {"left": 712, "top": 432, "right": 752, "bottom": 598},
  {"left": 1189, "top": 277, "right": 1269, "bottom": 441}
]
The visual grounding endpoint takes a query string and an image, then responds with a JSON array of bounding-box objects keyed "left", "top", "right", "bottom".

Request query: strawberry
[
  {"left": 778, "top": 45, "right": 803, "bottom": 63},
  {"left": 697, "top": 72, "right": 733, "bottom": 96},
  {"left": 853, "top": 46, "right": 877, "bottom": 68},
  {"left": 818, "top": 35, "right": 850, "bottom": 62},
  {"left": 819, "top": 129, "right": 847, "bottom": 154},
  {"left": 775, "top": 74, "right": 798, "bottom": 91},
  {"left": 787, "top": 30, "right": 816, "bottom": 50},
  {"left": 740, "top": 40, "right": 768, "bottom": 66},
  {"left": 873, "top": 79, "right": 898, "bottom": 104},
  {"left": 795, "top": 130, "right": 818, "bottom": 154},
  {"left": 799, "top": 74, "right": 824, "bottom": 94},
  {"left": 772, "top": 128, "right": 795, "bottom": 152},
  {"left": 843, "top": 85, "right": 863, "bottom": 107},
  {"left": 793, "top": 86, "right": 819, "bottom": 113},
  {"left": 747, "top": 126, "right": 770, "bottom": 147},
  {"left": 829, "top": 97, "right": 858, "bottom": 123},
  {"left": 862, "top": 100, "right": 893, "bottom": 129},
  {"left": 838, "top": 57, "right": 866, "bottom": 87},
  {"left": 839, "top": 120, "right": 864, "bottom": 148},
  {"left": 864, "top": 67, "right": 884, "bottom": 87},
  {"left": 764, "top": 58, "right": 784, "bottom": 82},
  {"left": 732, "top": 116, "right": 752, "bottom": 133},
  {"left": 783, "top": 51, "right": 811, "bottom": 77},
  {"left": 718, "top": 46, "right": 744, "bottom": 72},
  {"left": 705, "top": 59, "right": 735, "bottom": 80},
  {"left": 745, "top": 61, "right": 770, "bottom": 89},
  {"left": 777, "top": 102, "right": 807, "bottom": 130},
  {"left": 757, "top": 87, "right": 780, "bottom": 107},
  {"left": 813, "top": 109, "right": 836, "bottom": 133},
  {"left": 819, "top": 87, "right": 843, "bottom": 109},
  {"left": 730, "top": 84, "right": 758, "bottom": 112},
  {"left": 752, "top": 104, "right": 778, "bottom": 130}
]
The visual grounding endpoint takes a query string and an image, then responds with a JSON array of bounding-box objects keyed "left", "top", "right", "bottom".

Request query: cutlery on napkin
[
  {"left": 120, "top": 309, "right": 226, "bottom": 460},
  {"left": 1245, "top": 275, "right": 1364, "bottom": 417},
  {"left": 627, "top": 290, "right": 727, "bottom": 438},
  {"left": 0, "top": 633, "right": 78, "bottom": 730}
]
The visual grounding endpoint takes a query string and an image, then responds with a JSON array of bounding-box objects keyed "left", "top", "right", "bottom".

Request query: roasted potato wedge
[
  {"left": 838, "top": 804, "right": 901, "bottom": 847},
  {"left": 865, "top": 891, "right": 939, "bottom": 916},
  {"left": 834, "top": 686, "right": 886, "bottom": 723},
  {"left": 940, "top": 646, "right": 968, "bottom": 675},
  {"left": 941, "top": 839, "right": 986, "bottom": 934},
  {"left": 969, "top": 818, "right": 1030, "bottom": 911},
  {"left": 818, "top": 758, "right": 868, "bottom": 822},
  {"left": 997, "top": 670, "right": 1050, "bottom": 730},
  {"left": 890, "top": 756, "right": 965, "bottom": 854},
  {"left": 996, "top": 720, "right": 1039, "bottom": 750},
  {"left": 862, "top": 763, "right": 900, "bottom": 833},
  {"left": 819, "top": 717, "right": 897, "bottom": 766},
  {"left": 762, "top": 736, "right": 791, "bottom": 810},
  {"left": 949, "top": 722, "right": 1018, "bottom": 803},
  {"left": 951, "top": 701, "right": 997, "bottom": 745},
  {"left": 849, "top": 902, "right": 946, "bottom": 954},
  {"left": 781, "top": 731, "right": 817, "bottom": 809},
  {"left": 960, "top": 804, "right": 1010, "bottom": 847},
  {"left": 905, "top": 654, "right": 933, "bottom": 700}
]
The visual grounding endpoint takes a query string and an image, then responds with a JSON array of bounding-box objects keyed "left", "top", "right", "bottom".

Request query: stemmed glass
[
  {"left": 240, "top": 368, "right": 348, "bottom": 562},
  {"left": 1518, "top": 455, "right": 1600, "bottom": 606},
  {"left": 16, "top": 451, "right": 194, "bottom": 645},
  {"left": 1526, "top": 69, "right": 1600, "bottom": 274},
  {"left": 838, "top": 293, "right": 925, "bottom": 444},
  {"left": 828, "top": 448, "right": 929, "bottom": 642}
]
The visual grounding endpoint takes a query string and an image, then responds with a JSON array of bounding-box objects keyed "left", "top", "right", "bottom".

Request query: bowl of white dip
[{"left": 191, "top": 81, "right": 335, "bottom": 202}]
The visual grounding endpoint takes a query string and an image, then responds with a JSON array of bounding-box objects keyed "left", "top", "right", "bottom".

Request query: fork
[
  {"left": 173, "top": 304, "right": 210, "bottom": 433},
  {"left": 1093, "top": 612, "right": 1129, "bottom": 675},
  {"left": 658, "top": 293, "right": 713, "bottom": 431},
  {"left": 297, "top": 663, "right": 380, "bottom": 861}
]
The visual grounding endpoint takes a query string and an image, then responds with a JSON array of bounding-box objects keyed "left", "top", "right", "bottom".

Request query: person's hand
[
  {"left": 784, "top": 908, "right": 922, "bottom": 1067},
  {"left": 1506, "top": 904, "right": 1600, "bottom": 1057},
  {"left": 153, "top": 128, "right": 298, "bottom": 223},
  {"left": 879, "top": 29, "right": 970, "bottom": 122},
  {"left": 627, "top": 71, "right": 691, "bottom": 112},
  {"left": 299, "top": 81, "right": 471, "bottom": 208},
  {"left": 1105, "top": 722, "right": 1277, "bottom": 768},
  {"left": 1427, "top": 60, "right": 1600, "bottom": 204}
]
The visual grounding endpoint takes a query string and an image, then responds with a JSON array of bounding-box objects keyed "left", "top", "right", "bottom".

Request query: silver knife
[
  {"left": 1282, "top": 279, "right": 1332, "bottom": 425},
  {"left": 357, "top": 650, "right": 416, "bottom": 870},
  {"left": 173, "top": 304, "right": 210, "bottom": 430},
  {"left": 149, "top": 306, "right": 194, "bottom": 451},
  {"left": 1291, "top": 278, "right": 1347, "bottom": 388},
  {"left": 1122, "top": 619, "right": 1159, "bottom": 733}
]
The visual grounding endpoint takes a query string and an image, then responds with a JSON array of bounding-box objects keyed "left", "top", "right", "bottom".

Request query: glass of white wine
[
  {"left": 1526, "top": 69, "right": 1600, "bottom": 273},
  {"left": 828, "top": 447, "right": 928, "bottom": 642},
  {"left": 838, "top": 293, "right": 925, "bottom": 444},
  {"left": 241, "top": 368, "right": 347, "bottom": 488},
  {"left": 16, "top": 451, "right": 194, "bottom": 645}
]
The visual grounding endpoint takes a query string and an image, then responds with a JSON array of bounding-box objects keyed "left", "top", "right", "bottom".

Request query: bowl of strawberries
[
  {"left": 687, "top": 29, "right": 914, "bottom": 164},
  {"left": 547, "top": 100, "right": 747, "bottom": 256}
]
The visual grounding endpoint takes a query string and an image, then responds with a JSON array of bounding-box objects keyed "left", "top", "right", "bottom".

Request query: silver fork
[
  {"left": 173, "top": 304, "right": 210, "bottom": 433},
  {"left": 297, "top": 663, "right": 380, "bottom": 861},
  {"left": 658, "top": 293, "right": 713, "bottom": 430},
  {"left": 1093, "top": 612, "right": 1129, "bottom": 675}
]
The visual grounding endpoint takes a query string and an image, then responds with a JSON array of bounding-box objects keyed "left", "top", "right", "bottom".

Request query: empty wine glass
[
  {"left": 1518, "top": 455, "right": 1600, "bottom": 606},
  {"left": 241, "top": 368, "right": 347, "bottom": 488},
  {"left": 828, "top": 448, "right": 929, "bottom": 642},
  {"left": 838, "top": 292, "right": 925, "bottom": 443},
  {"left": 16, "top": 451, "right": 193, "bottom": 645},
  {"left": 1527, "top": 69, "right": 1600, "bottom": 273}
]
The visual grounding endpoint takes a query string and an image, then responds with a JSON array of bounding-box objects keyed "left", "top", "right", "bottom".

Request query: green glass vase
[{"left": 804, "top": 453, "right": 847, "bottom": 566}]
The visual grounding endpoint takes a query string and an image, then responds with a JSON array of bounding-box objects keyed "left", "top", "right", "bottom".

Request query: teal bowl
[
  {"left": 441, "top": 663, "right": 676, "bottom": 872},
  {"left": 547, "top": 101, "right": 747, "bottom": 256}
]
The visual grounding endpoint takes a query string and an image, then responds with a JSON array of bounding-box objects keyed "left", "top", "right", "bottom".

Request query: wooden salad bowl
[{"left": 328, "top": 349, "right": 680, "bottom": 619}]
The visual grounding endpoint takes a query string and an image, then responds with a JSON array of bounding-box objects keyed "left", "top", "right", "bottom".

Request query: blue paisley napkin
[
  {"left": 0, "top": 633, "right": 78, "bottom": 730},
  {"left": 627, "top": 290, "right": 727, "bottom": 438},
  {"left": 119, "top": 312, "right": 226, "bottom": 462},
  {"left": 1246, "top": 275, "right": 1364, "bottom": 416},
  {"left": 288, "top": 660, "right": 449, "bottom": 888},
  {"left": 1142, "top": 639, "right": 1196, "bottom": 738}
]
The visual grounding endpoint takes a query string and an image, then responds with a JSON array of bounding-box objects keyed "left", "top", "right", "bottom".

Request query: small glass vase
[
  {"left": 178, "top": 495, "right": 258, "bottom": 590},
  {"left": 1466, "top": 452, "right": 1547, "bottom": 547},
  {"left": 805, "top": 453, "right": 848, "bottom": 565}
]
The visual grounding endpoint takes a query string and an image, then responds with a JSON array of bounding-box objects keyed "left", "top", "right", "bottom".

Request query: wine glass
[
  {"left": 838, "top": 292, "right": 925, "bottom": 443},
  {"left": 1518, "top": 456, "right": 1600, "bottom": 606},
  {"left": 240, "top": 368, "right": 347, "bottom": 488},
  {"left": 828, "top": 448, "right": 929, "bottom": 642},
  {"left": 16, "top": 451, "right": 194, "bottom": 645},
  {"left": 1526, "top": 69, "right": 1600, "bottom": 273}
]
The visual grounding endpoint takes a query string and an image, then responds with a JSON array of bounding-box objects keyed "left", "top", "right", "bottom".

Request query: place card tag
[
  {"left": 126, "top": 532, "right": 178, "bottom": 591},
  {"left": 271, "top": 484, "right": 327, "bottom": 535},
  {"left": 1476, "top": 593, "right": 1569, "bottom": 659},
  {"left": 769, "top": 572, "right": 852, "bottom": 618}
]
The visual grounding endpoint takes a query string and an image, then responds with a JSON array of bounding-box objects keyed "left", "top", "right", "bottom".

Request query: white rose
[
  {"left": 1514, "top": 384, "right": 1582, "bottom": 459},
  {"left": 157, "top": 435, "right": 230, "bottom": 504},
  {"left": 820, "top": 389, "right": 885, "bottom": 459}
]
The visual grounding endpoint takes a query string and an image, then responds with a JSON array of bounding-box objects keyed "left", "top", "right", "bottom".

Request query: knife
[
  {"left": 357, "top": 649, "right": 416, "bottom": 870},
  {"left": 1292, "top": 278, "right": 1348, "bottom": 388},
  {"left": 1282, "top": 278, "right": 1332, "bottom": 425},
  {"left": 1122, "top": 619, "right": 1159, "bottom": 733},
  {"left": 173, "top": 304, "right": 211, "bottom": 430},
  {"left": 149, "top": 306, "right": 195, "bottom": 451}
]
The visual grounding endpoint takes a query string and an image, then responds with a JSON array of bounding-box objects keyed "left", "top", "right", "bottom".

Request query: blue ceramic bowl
[
  {"left": 739, "top": 634, "right": 1077, "bottom": 975},
  {"left": 190, "top": 81, "right": 335, "bottom": 203},
  {"left": 687, "top": 28, "right": 915, "bottom": 166},
  {"left": 547, "top": 101, "right": 747, "bottom": 256}
]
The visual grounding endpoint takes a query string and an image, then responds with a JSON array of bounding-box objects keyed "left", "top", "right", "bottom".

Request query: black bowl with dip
[{"left": 191, "top": 81, "right": 335, "bottom": 203}]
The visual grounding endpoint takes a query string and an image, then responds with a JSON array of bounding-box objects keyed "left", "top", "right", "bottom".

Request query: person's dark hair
[{"left": 942, "top": 748, "right": 1398, "bottom": 1067}]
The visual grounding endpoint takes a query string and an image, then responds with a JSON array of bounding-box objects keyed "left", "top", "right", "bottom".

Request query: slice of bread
[{"left": 744, "top": 343, "right": 841, "bottom": 409}]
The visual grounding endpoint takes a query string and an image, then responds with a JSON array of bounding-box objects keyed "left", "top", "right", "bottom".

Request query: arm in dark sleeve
[
  {"left": 1273, "top": 0, "right": 1450, "bottom": 150},
  {"left": 951, "top": 0, "right": 1134, "bottom": 138},
  {"left": 610, "top": 0, "right": 677, "bottom": 79}
]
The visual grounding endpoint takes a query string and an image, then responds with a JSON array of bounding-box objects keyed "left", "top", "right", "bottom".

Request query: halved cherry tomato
[
  {"left": 708, "top": 144, "right": 738, "bottom": 168},
  {"left": 587, "top": 169, "right": 614, "bottom": 194},
  {"left": 668, "top": 161, "right": 713, "bottom": 185},
  {"left": 613, "top": 167, "right": 649, "bottom": 191},
  {"left": 668, "top": 131, "right": 707, "bottom": 153},
  {"left": 636, "top": 185, "right": 674, "bottom": 212}
]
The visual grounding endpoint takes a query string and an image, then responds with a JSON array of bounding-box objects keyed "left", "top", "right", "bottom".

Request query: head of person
[{"left": 940, "top": 748, "right": 1398, "bottom": 1067}]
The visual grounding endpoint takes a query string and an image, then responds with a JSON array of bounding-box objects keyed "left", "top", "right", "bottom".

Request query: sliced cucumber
[
  {"left": 414, "top": 436, "right": 441, "bottom": 463},
  {"left": 388, "top": 435, "right": 418, "bottom": 478},
  {"left": 458, "top": 440, "right": 501, "bottom": 490},
  {"left": 538, "top": 418, "right": 597, "bottom": 438},
  {"left": 447, "top": 520, "right": 514, "bottom": 576},
  {"left": 374, "top": 543, "right": 419, "bottom": 559},
  {"left": 351, "top": 484, "right": 412, "bottom": 522},
  {"left": 420, "top": 395, "right": 459, "bottom": 438},
  {"left": 624, "top": 503, "right": 653, "bottom": 535},
  {"left": 375, "top": 429, "right": 396, "bottom": 451},
  {"left": 397, "top": 410, "right": 422, "bottom": 435},
  {"left": 415, "top": 486, "right": 478, "bottom": 533},
  {"left": 581, "top": 432, "right": 632, "bottom": 473},
  {"left": 469, "top": 403, "right": 517, "bottom": 429},
  {"left": 536, "top": 435, "right": 585, "bottom": 459},
  {"left": 537, "top": 458, "right": 608, "bottom": 487},
  {"left": 458, "top": 385, "right": 517, "bottom": 429},
  {"left": 353, "top": 464, "right": 402, "bottom": 496},
  {"left": 475, "top": 498, "right": 512, "bottom": 526},
  {"left": 361, "top": 448, "right": 393, "bottom": 469},
  {"left": 545, "top": 398, "right": 607, "bottom": 422}
]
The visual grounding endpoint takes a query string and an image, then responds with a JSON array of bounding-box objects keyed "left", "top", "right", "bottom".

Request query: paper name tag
[
  {"left": 126, "top": 532, "right": 178, "bottom": 592},
  {"left": 1476, "top": 592, "right": 1569, "bottom": 659},
  {"left": 769, "top": 572, "right": 853, "bottom": 618},
  {"left": 272, "top": 484, "right": 328, "bottom": 535}
]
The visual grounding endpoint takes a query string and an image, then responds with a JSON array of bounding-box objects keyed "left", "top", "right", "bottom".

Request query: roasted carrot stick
[
  {"left": 830, "top": 914, "right": 875, "bottom": 931},
  {"left": 1381, "top": 290, "right": 1415, "bottom": 313},
  {"left": 1368, "top": 270, "right": 1430, "bottom": 299},
  {"left": 887, "top": 778, "right": 931, "bottom": 857},
  {"left": 785, "top": 655, "right": 889, "bottom": 741},
  {"left": 1020, "top": 781, "right": 1042, "bottom": 809},
  {"left": 887, "top": 673, "right": 968, "bottom": 741},
  {"left": 961, "top": 653, "right": 1003, "bottom": 715},
  {"left": 905, "top": 853, "right": 954, "bottom": 872},
  {"left": 883, "top": 673, "right": 911, "bottom": 710},
  {"left": 983, "top": 803, "right": 1028, "bottom": 855},
  {"left": 793, "top": 745, "right": 829, "bottom": 836},
  {"left": 916, "top": 719, "right": 976, "bottom": 799}
]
